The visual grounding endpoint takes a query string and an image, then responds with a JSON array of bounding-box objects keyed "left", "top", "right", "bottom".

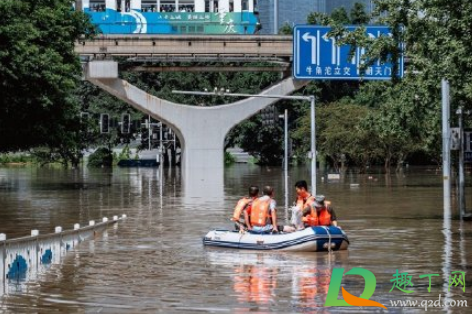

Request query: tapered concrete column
[{"left": 86, "top": 61, "right": 307, "bottom": 200}]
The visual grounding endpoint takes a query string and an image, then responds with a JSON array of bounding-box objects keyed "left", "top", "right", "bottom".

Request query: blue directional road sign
[{"left": 293, "top": 25, "right": 404, "bottom": 80}]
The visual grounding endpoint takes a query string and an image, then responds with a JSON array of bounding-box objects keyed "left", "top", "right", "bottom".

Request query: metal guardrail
[{"left": 0, "top": 214, "right": 127, "bottom": 287}]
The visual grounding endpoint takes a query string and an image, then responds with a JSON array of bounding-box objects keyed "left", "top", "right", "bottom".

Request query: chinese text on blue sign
[{"left": 293, "top": 25, "right": 404, "bottom": 80}]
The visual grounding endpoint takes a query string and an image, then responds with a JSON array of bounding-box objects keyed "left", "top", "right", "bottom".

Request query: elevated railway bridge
[
  {"left": 75, "top": 34, "right": 303, "bottom": 198},
  {"left": 76, "top": 34, "right": 293, "bottom": 71}
]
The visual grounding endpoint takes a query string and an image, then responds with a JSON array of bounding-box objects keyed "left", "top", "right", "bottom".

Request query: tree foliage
[
  {"left": 293, "top": 0, "right": 470, "bottom": 172},
  {"left": 0, "top": 0, "right": 94, "bottom": 165}
]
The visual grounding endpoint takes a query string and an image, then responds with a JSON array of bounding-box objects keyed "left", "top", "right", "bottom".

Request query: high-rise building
[
  {"left": 258, "top": 0, "right": 374, "bottom": 34},
  {"left": 324, "top": 0, "right": 374, "bottom": 15}
]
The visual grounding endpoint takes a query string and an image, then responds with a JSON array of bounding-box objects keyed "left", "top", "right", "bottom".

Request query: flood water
[{"left": 0, "top": 164, "right": 471, "bottom": 313}]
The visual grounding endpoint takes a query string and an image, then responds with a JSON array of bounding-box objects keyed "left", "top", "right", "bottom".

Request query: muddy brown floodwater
[{"left": 0, "top": 164, "right": 471, "bottom": 313}]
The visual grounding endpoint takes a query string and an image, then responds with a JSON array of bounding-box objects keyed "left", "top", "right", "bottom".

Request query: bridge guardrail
[{"left": 0, "top": 214, "right": 127, "bottom": 289}]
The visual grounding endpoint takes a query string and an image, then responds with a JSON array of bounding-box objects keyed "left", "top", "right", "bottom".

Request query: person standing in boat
[
  {"left": 231, "top": 186, "right": 259, "bottom": 231},
  {"left": 303, "top": 195, "right": 338, "bottom": 227},
  {"left": 246, "top": 186, "right": 295, "bottom": 233},
  {"left": 295, "top": 180, "right": 316, "bottom": 209},
  {"left": 290, "top": 180, "right": 316, "bottom": 229}
]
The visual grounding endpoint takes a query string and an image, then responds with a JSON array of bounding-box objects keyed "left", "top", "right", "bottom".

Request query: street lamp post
[
  {"left": 172, "top": 89, "right": 318, "bottom": 196},
  {"left": 279, "top": 109, "right": 289, "bottom": 210}
]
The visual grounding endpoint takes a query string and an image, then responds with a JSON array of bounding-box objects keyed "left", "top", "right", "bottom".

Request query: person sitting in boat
[
  {"left": 231, "top": 185, "right": 259, "bottom": 231},
  {"left": 246, "top": 186, "right": 295, "bottom": 233},
  {"left": 290, "top": 180, "right": 315, "bottom": 229},
  {"left": 303, "top": 195, "right": 338, "bottom": 227}
]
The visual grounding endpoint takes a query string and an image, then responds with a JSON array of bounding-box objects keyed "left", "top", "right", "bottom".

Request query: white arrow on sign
[
  {"left": 322, "top": 33, "right": 340, "bottom": 66},
  {"left": 302, "top": 31, "right": 320, "bottom": 65}
]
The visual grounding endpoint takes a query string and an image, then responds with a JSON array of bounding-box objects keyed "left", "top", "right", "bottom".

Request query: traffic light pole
[{"left": 172, "top": 90, "right": 317, "bottom": 195}]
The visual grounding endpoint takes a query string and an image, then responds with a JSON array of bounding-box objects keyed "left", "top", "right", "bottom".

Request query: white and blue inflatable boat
[{"left": 203, "top": 226, "right": 349, "bottom": 252}]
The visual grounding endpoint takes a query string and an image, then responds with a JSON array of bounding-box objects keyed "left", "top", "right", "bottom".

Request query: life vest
[
  {"left": 250, "top": 198, "right": 271, "bottom": 227},
  {"left": 232, "top": 197, "right": 253, "bottom": 221},
  {"left": 296, "top": 193, "right": 315, "bottom": 210},
  {"left": 303, "top": 201, "right": 332, "bottom": 227}
]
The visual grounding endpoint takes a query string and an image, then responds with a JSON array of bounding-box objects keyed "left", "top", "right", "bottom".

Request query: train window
[
  {"left": 180, "top": 26, "right": 187, "bottom": 33},
  {"left": 176, "top": 0, "right": 195, "bottom": 12},
  {"left": 116, "top": 0, "right": 131, "bottom": 12},
  {"left": 242, "top": 0, "right": 248, "bottom": 11},
  {"left": 197, "top": 25, "right": 204, "bottom": 33},
  {"left": 160, "top": 1, "right": 176, "bottom": 12},
  {"left": 189, "top": 25, "right": 196, "bottom": 33},
  {"left": 90, "top": 0, "right": 106, "bottom": 12}
]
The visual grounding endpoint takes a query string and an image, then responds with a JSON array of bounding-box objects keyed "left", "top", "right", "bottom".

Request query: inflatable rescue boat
[{"left": 203, "top": 226, "right": 349, "bottom": 252}]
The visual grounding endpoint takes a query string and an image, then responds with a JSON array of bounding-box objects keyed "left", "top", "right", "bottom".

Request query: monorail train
[{"left": 75, "top": 0, "right": 260, "bottom": 34}]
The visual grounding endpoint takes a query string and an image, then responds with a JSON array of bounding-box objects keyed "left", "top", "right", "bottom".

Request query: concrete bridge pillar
[{"left": 86, "top": 61, "right": 306, "bottom": 200}]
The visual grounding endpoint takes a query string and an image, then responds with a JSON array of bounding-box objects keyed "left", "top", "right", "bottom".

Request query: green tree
[
  {"left": 330, "top": 7, "right": 351, "bottom": 25},
  {"left": 307, "top": 12, "right": 330, "bottom": 25},
  {"left": 351, "top": 0, "right": 472, "bottom": 165},
  {"left": 0, "top": 0, "right": 94, "bottom": 165},
  {"left": 355, "top": 81, "right": 426, "bottom": 172},
  {"left": 293, "top": 101, "right": 376, "bottom": 172},
  {"left": 278, "top": 23, "right": 293, "bottom": 35},
  {"left": 351, "top": 2, "right": 370, "bottom": 25}
]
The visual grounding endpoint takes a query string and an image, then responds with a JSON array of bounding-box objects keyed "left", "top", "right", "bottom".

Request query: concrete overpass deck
[{"left": 76, "top": 34, "right": 293, "bottom": 62}]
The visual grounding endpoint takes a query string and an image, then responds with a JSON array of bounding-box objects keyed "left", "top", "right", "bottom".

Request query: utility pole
[
  {"left": 281, "top": 109, "right": 289, "bottom": 210},
  {"left": 159, "top": 122, "right": 164, "bottom": 166},
  {"left": 442, "top": 79, "right": 451, "bottom": 215},
  {"left": 310, "top": 96, "right": 316, "bottom": 196},
  {"left": 457, "top": 107, "right": 465, "bottom": 219}
]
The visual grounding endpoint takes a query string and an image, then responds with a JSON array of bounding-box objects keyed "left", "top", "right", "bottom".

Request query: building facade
[{"left": 258, "top": 0, "right": 374, "bottom": 34}]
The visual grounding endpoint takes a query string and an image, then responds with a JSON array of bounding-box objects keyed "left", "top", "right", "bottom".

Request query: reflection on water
[
  {"left": 206, "top": 251, "right": 346, "bottom": 312},
  {"left": 0, "top": 164, "right": 471, "bottom": 313}
]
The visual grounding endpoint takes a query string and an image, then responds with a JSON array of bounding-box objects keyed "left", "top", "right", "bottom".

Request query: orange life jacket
[
  {"left": 232, "top": 197, "right": 253, "bottom": 221},
  {"left": 303, "top": 201, "right": 332, "bottom": 227},
  {"left": 296, "top": 193, "right": 315, "bottom": 210},
  {"left": 250, "top": 198, "right": 271, "bottom": 227}
]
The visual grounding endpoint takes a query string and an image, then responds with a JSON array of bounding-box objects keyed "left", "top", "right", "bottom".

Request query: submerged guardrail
[{"left": 0, "top": 214, "right": 127, "bottom": 283}]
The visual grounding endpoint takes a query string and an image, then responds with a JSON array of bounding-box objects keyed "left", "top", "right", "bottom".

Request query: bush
[
  {"left": 225, "top": 151, "right": 236, "bottom": 165},
  {"left": 87, "top": 148, "right": 113, "bottom": 167},
  {"left": 0, "top": 153, "right": 35, "bottom": 164}
]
